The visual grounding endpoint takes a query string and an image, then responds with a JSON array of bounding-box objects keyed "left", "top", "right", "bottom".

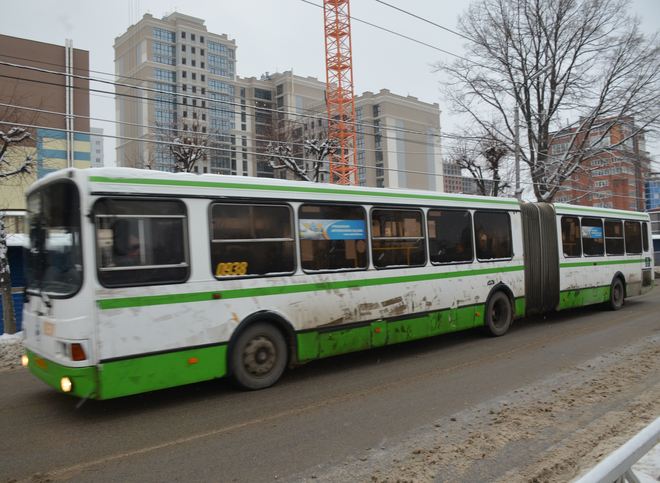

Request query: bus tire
[
  {"left": 230, "top": 322, "right": 288, "bottom": 390},
  {"left": 485, "top": 291, "right": 513, "bottom": 337},
  {"left": 609, "top": 277, "right": 625, "bottom": 311}
]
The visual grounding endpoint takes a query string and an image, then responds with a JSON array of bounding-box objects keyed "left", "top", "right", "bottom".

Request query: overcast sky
[{"left": 2, "top": 0, "right": 659, "bottom": 166}]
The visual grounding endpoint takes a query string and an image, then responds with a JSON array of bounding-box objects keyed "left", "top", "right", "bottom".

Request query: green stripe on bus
[
  {"left": 560, "top": 259, "right": 643, "bottom": 269},
  {"left": 296, "top": 303, "right": 487, "bottom": 361},
  {"left": 554, "top": 204, "right": 648, "bottom": 220},
  {"left": 98, "top": 344, "right": 227, "bottom": 399},
  {"left": 97, "top": 265, "right": 525, "bottom": 310},
  {"left": 88, "top": 175, "right": 520, "bottom": 206},
  {"left": 558, "top": 285, "right": 610, "bottom": 310}
]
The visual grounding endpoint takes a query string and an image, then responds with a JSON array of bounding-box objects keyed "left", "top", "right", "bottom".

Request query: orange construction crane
[{"left": 323, "top": 0, "right": 358, "bottom": 185}]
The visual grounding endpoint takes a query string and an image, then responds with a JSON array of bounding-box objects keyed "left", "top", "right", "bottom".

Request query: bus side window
[
  {"left": 94, "top": 199, "right": 189, "bottom": 287},
  {"left": 561, "top": 216, "right": 581, "bottom": 257},
  {"left": 604, "top": 220, "right": 624, "bottom": 255},
  {"left": 210, "top": 203, "right": 295, "bottom": 278},
  {"left": 427, "top": 209, "right": 473, "bottom": 264},
  {"left": 473, "top": 211, "right": 512, "bottom": 261},
  {"left": 624, "top": 221, "right": 642, "bottom": 254},
  {"left": 299, "top": 204, "right": 368, "bottom": 272},
  {"left": 642, "top": 222, "right": 649, "bottom": 252},
  {"left": 371, "top": 208, "right": 425, "bottom": 269},
  {"left": 581, "top": 217, "right": 604, "bottom": 256}
]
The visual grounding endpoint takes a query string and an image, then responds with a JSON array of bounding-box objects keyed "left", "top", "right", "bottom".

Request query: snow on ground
[
  {"left": 633, "top": 442, "right": 660, "bottom": 483},
  {"left": 0, "top": 331, "right": 24, "bottom": 370}
]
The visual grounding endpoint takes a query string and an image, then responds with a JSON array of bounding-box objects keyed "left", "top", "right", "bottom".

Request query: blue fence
[{"left": 1, "top": 245, "right": 26, "bottom": 333}]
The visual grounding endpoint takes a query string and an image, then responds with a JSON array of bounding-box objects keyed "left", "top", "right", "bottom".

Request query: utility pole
[{"left": 514, "top": 105, "right": 521, "bottom": 200}]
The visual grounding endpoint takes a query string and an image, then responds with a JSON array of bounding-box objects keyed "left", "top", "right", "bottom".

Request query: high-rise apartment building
[
  {"left": 0, "top": 34, "right": 91, "bottom": 234},
  {"left": 645, "top": 172, "right": 660, "bottom": 211},
  {"left": 114, "top": 13, "right": 443, "bottom": 190},
  {"left": 115, "top": 13, "right": 238, "bottom": 173},
  {"left": 551, "top": 118, "right": 650, "bottom": 211}
]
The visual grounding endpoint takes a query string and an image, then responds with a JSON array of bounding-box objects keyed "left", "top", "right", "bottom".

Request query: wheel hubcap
[
  {"left": 243, "top": 336, "right": 277, "bottom": 376},
  {"left": 491, "top": 300, "right": 510, "bottom": 329}
]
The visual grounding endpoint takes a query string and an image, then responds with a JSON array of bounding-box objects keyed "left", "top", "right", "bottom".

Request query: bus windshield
[{"left": 26, "top": 181, "right": 83, "bottom": 297}]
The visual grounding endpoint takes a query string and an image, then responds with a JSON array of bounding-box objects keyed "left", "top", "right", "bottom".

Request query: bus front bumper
[{"left": 25, "top": 350, "right": 98, "bottom": 399}]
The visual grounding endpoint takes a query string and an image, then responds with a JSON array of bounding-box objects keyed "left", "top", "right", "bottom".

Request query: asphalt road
[{"left": 1, "top": 287, "right": 659, "bottom": 482}]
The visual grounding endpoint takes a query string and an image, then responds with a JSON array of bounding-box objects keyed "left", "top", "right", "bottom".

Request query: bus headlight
[
  {"left": 60, "top": 377, "right": 73, "bottom": 393},
  {"left": 21, "top": 354, "right": 29, "bottom": 367}
]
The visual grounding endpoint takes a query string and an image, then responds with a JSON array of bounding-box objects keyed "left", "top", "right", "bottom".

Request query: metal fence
[{"left": 574, "top": 416, "right": 660, "bottom": 483}]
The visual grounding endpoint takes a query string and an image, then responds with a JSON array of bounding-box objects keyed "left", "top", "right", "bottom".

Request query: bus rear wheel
[
  {"left": 230, "top": 323, "right": 287, "bottom": 390},
  {"left": 485, "top": 291, "right": 512, "bottom": 337},
  {"left": 609, "top": 278, "right": 625, "bottom": 311}
]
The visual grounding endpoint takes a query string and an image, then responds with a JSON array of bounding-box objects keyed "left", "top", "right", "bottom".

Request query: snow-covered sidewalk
[{"left": 0, "top": 332, "right": 24, "bottom": 370}]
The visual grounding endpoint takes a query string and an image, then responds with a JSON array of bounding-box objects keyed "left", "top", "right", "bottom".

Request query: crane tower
[{"left": 323, "top": 0, "right": 358, "bottom": 185}]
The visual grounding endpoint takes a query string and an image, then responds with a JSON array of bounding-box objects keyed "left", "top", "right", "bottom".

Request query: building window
[
  {"left": 181, "top": 44, "right": 186, "bottom": 52},
  {"left": 371, "top": 208, "right": 425, "bottom": 268},
  {"left": 191, "top": 33, "right": 196, "bottom": 41},
  {"left": 153, "top": 28, "right": 175, "bottom": 42},
  {"left": 192, "top": 72, "right": 196, "bottom": 80},
  {"left": 182, "top": 70, "right": 187, "bottom": 78},
  {"left": 299, "top": 204, "right": 368, "bottom": 272},
  {"left": 605, "top": 220, "right": 624, "bottom": 255},
  {"left": 191, "top": 46, "right": 196, "bottom": 54},
  {"left": 474, "top": 211, "right": 512, "bottom": 260},
  {"left": 182, "top": 57, "right": 186, "bottom": 65},
  {"left": 200, "top": 35, "right": 204, "bottom": 43},
  {"left": 427, "top": 209, "right": 473, "bottom": 264},
  {"left": 200, "top": 48, "right": 205, "bottom": 56},
  {"left": 201, "top": 74, "right": 205, "bottom": 82},
  {"left": 181, "top": 31, "right": 186, "bottom": 39},
  {"left": 209, "top": 203, "right": 295, "bottom": 278},
  {"left": 94, "top": 199, "right": 188, "bottom": 287},
  {"left": 581, "top": 217, "right": 604, "bottom": 256}
]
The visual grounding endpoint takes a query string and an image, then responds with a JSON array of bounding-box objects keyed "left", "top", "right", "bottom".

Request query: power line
[
  {"left": 372, "top": 0, "right": 475, "bottom": 43},
  {"left": 0, "top": 119, "right": 650, "bottom": 204},
  {"left": 299, "top": 0, "right": 494, "bottom": 72}
]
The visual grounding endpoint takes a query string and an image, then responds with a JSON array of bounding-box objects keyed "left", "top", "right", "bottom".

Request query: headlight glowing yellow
[
  {"left": 60, "top": 377, "right": 73, "bottom": 393},
  {"left": 21, "top": 354, "right": 29, "bottom": 367}
]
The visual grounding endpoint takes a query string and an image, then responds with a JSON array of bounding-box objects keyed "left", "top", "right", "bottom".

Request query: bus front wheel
[
  {"left": 485, "top": 291, "right": 512, "bottom": 337},
  {"left": 609, "top": 278, "right": 625, "bottom": 311},
  {"left": 230, "top": 322, "right": 288, "bottom": 390}
]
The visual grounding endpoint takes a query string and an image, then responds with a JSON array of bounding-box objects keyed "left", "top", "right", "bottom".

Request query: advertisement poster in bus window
[
  {"left": 581, "top": 226, "right": 603, "bottom": 238},
  {"left": 299, "top": 219, "right": 366, "bottom": 240}
]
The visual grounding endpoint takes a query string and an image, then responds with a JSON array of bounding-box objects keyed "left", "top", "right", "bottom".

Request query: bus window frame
[
  {"left": 92, "top": 197, "right": 191, "bottom": 288},
  {"left": 603, "top": 218, "right": 625, "bottom": 256},
  {"left": 560, "top": 215, "right": 582, "bottom": 258},
  {"left": 624, "top": 220, "right": 643, "bottom": 255},
  {"left": 426, "top": 207, "right": 475, "bottom": 266},
  {"left": 580, "top": 216, "right": 605, "bottom": 258},
  {"left": 26, "top": 178, "right": 84, "bottom": 299},
  {"left": 208, "top": 200, "right": 297, "bottom": 280},
  {"left": 473, "top": 210, "right": 514, "bottom": 263},
  {"left": 298, "top": 202, "right": 369, "bottom": 275},
  {"left": 369, "top": 206, "right": 427, "bottom": 270}
]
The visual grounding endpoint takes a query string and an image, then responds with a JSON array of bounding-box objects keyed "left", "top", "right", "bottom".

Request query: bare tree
[
  {"left": 439, "top": 0, "right": 660, "bottom": 201},
  {"left": 267, "top": 138, "right": 336, "bottom": 182},
  {"left": 168, "top": 114, "right": 207, "bottom": 173},
  {"left": 450, "top": 129, "right": 510, "bottom": 197},
  {"left": 1, "top": 127, "right": 33, "bottom": 334}
]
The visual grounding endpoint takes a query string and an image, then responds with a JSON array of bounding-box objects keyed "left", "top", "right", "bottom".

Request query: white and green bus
[{"left": 21, "top": 167, "right": 654, "bottom": 399}]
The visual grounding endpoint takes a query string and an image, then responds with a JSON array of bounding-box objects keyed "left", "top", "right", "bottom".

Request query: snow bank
[
  {"left": 0, "top": 331, "right": 24, "bottom": 370},
  {"left": 633, "top": 443, "right": 660, "bottom": 483}
]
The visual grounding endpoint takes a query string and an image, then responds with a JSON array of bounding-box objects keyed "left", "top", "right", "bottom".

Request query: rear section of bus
[{"left": 21, "top": 173, "right": 99, "bottom": 398}]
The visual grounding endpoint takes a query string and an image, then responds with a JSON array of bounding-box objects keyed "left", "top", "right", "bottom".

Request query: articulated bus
[{"left": 21, "top": 168, "right": 654, "bottom": 399}]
